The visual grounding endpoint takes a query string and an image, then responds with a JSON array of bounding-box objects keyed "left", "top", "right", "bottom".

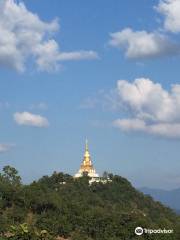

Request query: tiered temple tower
[{"left": 74, "top": 140, "right": 99, "bottom": 178}]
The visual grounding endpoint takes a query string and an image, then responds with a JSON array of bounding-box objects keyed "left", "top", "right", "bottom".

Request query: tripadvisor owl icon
[{"left": 135, "top": 227, "right": 144, "bottom": 236}]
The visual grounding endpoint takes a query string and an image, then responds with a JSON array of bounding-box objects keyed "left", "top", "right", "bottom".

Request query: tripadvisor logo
[
  {"left": 135, "top": 226, "right": 174, "bottom": 236},
  {"left": 135, "top": 227, "right": 143, "bottom": 236}
]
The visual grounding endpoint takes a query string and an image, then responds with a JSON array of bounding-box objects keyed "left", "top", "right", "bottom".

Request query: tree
[{"left": 2, "top": 166, "right": 21, "bottom": 186}]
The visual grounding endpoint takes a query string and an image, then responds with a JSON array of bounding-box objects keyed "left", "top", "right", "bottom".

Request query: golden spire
[
  {"left": 74, "top": 139, "right": 99, "bottom": 178},
  {"left": 84, "top": 139, "right": 90, "bottom": 160},
  {"left": 85, "top": 138, "right": 88, "bottom": 151}
]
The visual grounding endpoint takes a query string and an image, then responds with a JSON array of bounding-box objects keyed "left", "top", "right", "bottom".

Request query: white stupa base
[{"left": 74, "top": 170, "right": 99, "bottom": 178}]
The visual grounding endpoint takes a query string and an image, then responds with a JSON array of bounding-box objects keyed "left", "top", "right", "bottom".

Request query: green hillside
[{"left": 0, "top": 166, "right": 179, "bottom": 240}]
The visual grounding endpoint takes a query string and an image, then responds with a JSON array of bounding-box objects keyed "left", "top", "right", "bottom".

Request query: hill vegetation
[{"left": 0, "top": 166, "right": 179, "bottom": 239}]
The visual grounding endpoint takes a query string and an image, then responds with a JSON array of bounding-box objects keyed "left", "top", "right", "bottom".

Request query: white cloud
[
  {"left": 0, "top": 143, "right": 14, "bottom": 153},
  {"left": 14, "top": 111, "right": 49, "bottom": 127},
  {"left": 157, "top": 0, "right": 180, "bottom": 33},
  {"left": 58, "top": 51, "right": 99, "bottom": 61},
  {"left": 0, "top": 0, "right": 98, "bottom": 72},
  {"left": 109, "top": 28, "right": 179, "bottom": 59},
  {"left": 114, "top": 119, "right": 146, "bottom": 132},
  {"left": 109, "top": 0, "right": 180, "bottom": 60},
  {"left": 113, "top": 78, "right": 180, "bottom": 138},
  {"left": 34, "top": 41, "right": 98, "bottom": 72},
  {"left": 114, "top": 119, "right": 180, "bottom": 138}
]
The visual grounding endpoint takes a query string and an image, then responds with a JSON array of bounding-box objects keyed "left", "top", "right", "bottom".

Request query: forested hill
[{"left": 0, "top": 166, "right": 180, "bottom": 240}]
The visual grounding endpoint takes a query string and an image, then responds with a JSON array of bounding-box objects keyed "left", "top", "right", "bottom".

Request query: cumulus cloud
[
  {"left": 114, "top": 119, "right": 180, "bottom": 138},
  {"left": 14, "top": 111, "right": 49, "bottom": 127},
  {"left": 0, "top": 0, "right": 98, "bottom": 72},
  {"left": 109, "top": 28, "right": 179, "bottom": 59},
  {"left": 113, "top": 78, "right": 180, "bottom": 138},
  {"left": 109, "top": 0, "right": 180, "bottom": 60},
  {"left": 157, "top": 0, "right": 180, "bottom": 33},
  {"left": 0, "top": 143, "right": 14, "bottom": 153}
]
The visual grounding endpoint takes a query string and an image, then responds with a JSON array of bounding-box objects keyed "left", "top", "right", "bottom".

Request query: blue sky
[{"left": 0, "top": 0, "right": 180, "bottom": 189}]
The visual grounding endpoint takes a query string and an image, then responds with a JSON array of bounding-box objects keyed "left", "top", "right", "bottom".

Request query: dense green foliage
[{"left": 0, "top": 166, "right": 179, "bottom": 239}]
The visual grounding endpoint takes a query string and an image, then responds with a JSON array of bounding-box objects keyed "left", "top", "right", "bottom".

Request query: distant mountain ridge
[{"left": 139, "top": 187, "right": 180, "bottom": 214}]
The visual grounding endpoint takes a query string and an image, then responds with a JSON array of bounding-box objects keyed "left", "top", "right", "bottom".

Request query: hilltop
[{"left": 0, "top": 166, "right": 180, "bottom": 240}]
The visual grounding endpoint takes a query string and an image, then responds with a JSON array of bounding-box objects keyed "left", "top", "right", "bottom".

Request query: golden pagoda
[{"left": 74, "top": 140, "right": 99, "bottom": 178}]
